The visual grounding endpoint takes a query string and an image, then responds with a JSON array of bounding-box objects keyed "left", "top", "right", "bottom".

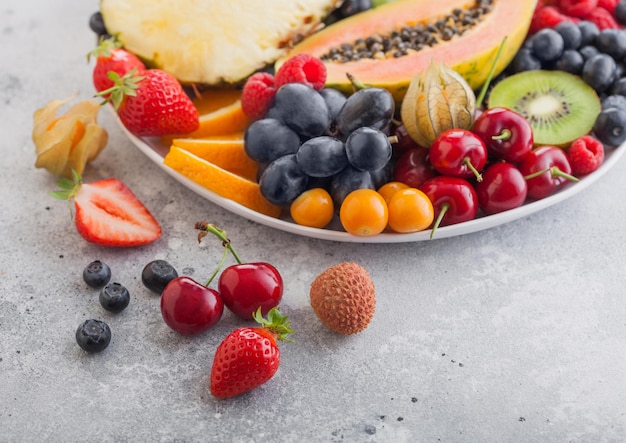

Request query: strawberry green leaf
[
  {"left": 49, "top": 169, "right": 82, "bottom": 201},
  {"left": 96, "top": 68, "right": 144, "bottom": 110},
  {"left": 55, "top": 177, "right": 76, "bottom": 190},
  {"left": 253, "top": 307, "right": 294, "bottom": 342},
  {"left": 87, "top": 35, "right": 122, "bottom": 62}
]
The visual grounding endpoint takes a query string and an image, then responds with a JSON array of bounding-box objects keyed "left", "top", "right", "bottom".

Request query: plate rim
[{"left": 117, "top": 112, "right": 626, "bottom": 243}]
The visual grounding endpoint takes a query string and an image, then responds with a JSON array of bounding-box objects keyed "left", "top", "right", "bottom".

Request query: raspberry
[
  {"left": 584, "top": 6, "right": 621, "bottom": 28},
  {"left": 597, "top": 0, "right": 619, "bottom": 14},
  {"left": 530, "top": 6, "right": 572, "bottom": 34},
  {"left": 566, "top": 135, "right": 605, "bottom": 175},
  {"left": 241, "top": 72, "right": 276, "bottom": 120},
  {"left": 274, "top": 54, "right": 327, "bottom": 91},
  {"left": 560, "top": 0, "right": 598, "bottom": 18}
]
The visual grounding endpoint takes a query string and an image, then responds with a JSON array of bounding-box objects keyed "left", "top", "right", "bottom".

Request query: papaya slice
[{"left": 277, "top": 0, "right": 537, "bottom": 102}]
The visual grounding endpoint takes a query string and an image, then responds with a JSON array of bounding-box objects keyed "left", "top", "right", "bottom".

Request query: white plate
[{"left": 119, "top": 116, "right": 625, "bottom": 243}]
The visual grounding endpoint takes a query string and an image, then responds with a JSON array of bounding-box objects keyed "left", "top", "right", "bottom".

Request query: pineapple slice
[{"left": 100, "top": 0, "right": 342, "bottom": 85}]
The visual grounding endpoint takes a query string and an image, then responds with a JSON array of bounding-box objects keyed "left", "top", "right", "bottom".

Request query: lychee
[{"left": 309, "top": 262, "right": 375, "bottom": 335}]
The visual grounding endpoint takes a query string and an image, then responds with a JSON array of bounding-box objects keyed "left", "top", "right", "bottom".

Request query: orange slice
[
  {"left": 188, "top": 100, "right": 251, "bottom": 139},
  {"left": 163, "top": 146, "right": 281, "bottom": 218},
  {"left": 160, "top": 89, "right": 249, "bottom": 145},
  {"left": 171, "top": 136, "right": 258, "bottom": 182},
  {"left": 192, "top": 87, "right": 243, "bottom": 115}
]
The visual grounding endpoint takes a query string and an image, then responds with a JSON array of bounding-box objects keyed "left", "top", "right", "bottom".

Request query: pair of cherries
[
  {"left": 158, "top": 223, "right": 283, "bottom": 336},
  {"left": 393, "top": 107, "right": 577, "bottom": 236}
]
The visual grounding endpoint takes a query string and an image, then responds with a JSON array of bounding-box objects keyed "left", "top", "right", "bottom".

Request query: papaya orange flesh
[{"left": 277, "top": 0, "right": 537, "bottom": 102}]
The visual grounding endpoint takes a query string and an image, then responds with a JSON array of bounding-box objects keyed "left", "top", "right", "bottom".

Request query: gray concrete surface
[{"left": 1, "top": 1, "right": 625, "bottom": 441}]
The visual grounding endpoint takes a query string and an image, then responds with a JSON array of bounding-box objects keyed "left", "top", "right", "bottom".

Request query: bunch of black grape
[{"left": 244, "top": 81, "right": 396, "bottom": 207}]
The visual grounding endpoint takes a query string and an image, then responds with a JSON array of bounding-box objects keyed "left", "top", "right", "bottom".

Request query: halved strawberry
[{"left": 51, "top": 171, "right": 162, "bottom": 247}]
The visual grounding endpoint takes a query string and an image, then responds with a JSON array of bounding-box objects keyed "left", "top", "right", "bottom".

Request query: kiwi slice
[{"left": 488, "top": 70, "right": 601, "bottom": 146}]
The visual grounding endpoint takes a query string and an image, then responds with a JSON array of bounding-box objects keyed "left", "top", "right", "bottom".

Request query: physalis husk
[
  {"left": 400, "top": 60, "right": 476, "bottom": 148},
  {"left": 33, "top": 95, "right": 108, "bottom": 178}
]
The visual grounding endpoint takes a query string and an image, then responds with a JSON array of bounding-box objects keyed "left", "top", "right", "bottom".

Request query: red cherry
[
  {"left": 218, "top": 262, "right": 283, "bottom": 320},
  {"left": 475, "top": 162, "right": 528, "bottom": 214},
  {"left": 519, "top": 146, "right": 578, "bottom": 200},
  {"left": 391, "top": 124, "right": 425, "bottom": 156},
  {"left": 393, "top": 147, "right": 438, "bottom": 188},
  {"left": 420, "top": 176, "right": 478, "bottom": 238},
  {"left": 472, "top": 107, "right": 534, "bottom": 164},
  {"left": 429, "top": 129, "right": 488, "bottom": 181},
  {"left": 160, "top": 276, "right": 224, "bottom": 336}
]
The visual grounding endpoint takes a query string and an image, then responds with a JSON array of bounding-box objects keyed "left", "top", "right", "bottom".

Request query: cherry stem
[
  {"left": 523, "top": 166, "right": 579, "bottom": 182},
  {"left": 430, "top": 203, "right": 449, "bottom": 240},
  {"left": 205, "top": 245, "right": 229, "bottom": 286},
  {"left": 463, "top": 157, "right": 483, "bottom": 182},
  {"left": 491, "top": 128, "right": 511, "bottom": 141},
  {"left": 194, "top": 221, "right": 244, "bottom": 264}
]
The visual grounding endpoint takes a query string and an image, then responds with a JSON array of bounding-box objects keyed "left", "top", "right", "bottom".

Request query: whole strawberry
[
  {"left": 50, "top": 170, "right": 162, "bottom": 247},
  {"left": 89, "top": 37, "right": 146, "bottom": 95},
  {"left": 100, "top": 69, "right": 199, "bottom": 137},
  {"left": 210, "top": 307, "right": 293, "bottom": 399}
]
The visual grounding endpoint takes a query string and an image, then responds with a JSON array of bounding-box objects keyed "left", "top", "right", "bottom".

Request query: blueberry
[
  {"left": 319, "top": 88, "right": 347, "bottom": 124},
  {"left": 76, "top": 319, "right": 111, "bottom": 353},
  {"left": 578, "top": 45, "right": 600, "bottom": 61},
  {"left": 555, "top": 21, "right": 582, "bottom": 50},
  {"left": 601, "top": 94, "right": 626, "bottom": 112},
  {"left": 582, "top": 54, "right": 617, "bottom": 93},
  {"left": 615, "top": 1, "right": 626, "bottom": 25},
  {"left": 89, "top": 11, "right": 108, "bottom": 37},
  {"left": 611, "top": 78, "right": 626, "bottom": 97},
  {"left": 330, "top": 165, "right": 376, "bottom": 206},
  {"left": 511, "top": 48, "right": 542, "bottom": 72},
  {"left": 339, "top": 0, "right": 372, "bottom": 17},
  {"left": 578, "top": 21, "right": 600, "bottom": 46},
  {"left": 296, "top": 136, "right": 348, "bottom": 177},
  {"left": 529, "top": 28, "right": 564, "bottom": 63},
  {"left": 593, "top": 107, "right": 626, "bottom": 147},
  {"left": 83, "top": 260, "right": 111, "bottom": 289},
  {"left": 259, "top": 154, "right": 309, "bottom": 206},
  {"left": 345, "top": 127, "right": 392, "bottom": 171},
  {"left": 554, "top": 49, "right": 585, "bottom": 75},
  {"left": 273, "top": 83, "right": 330, "bottom": 138},
  {"left": 595, "top": 29, "right": 626, "bottom": 59},
  {"left": 244, "top": 118, "right": 300, "bottom": 164},
  {"left": 99, "top": 283, "right": 130, "bottom": 313},
  {"left": 336, "top": 87, "right": 395, "bottom": 135},
  {"left": 142, "top": 260, "right": 178, "bottom": 294}
]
